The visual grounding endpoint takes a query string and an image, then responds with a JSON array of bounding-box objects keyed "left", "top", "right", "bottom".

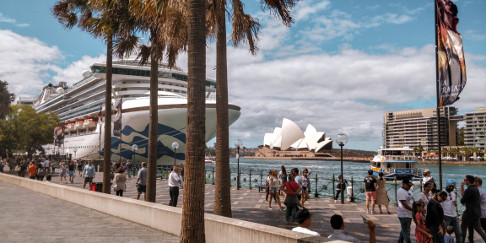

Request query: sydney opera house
[{"left": 255, "top": 118, "right": 333, "bottom": 158}]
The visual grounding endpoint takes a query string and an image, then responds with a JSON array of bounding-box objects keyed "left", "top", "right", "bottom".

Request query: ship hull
[{"left": 45, "top": 103, "right": 240, "bottom": 166}]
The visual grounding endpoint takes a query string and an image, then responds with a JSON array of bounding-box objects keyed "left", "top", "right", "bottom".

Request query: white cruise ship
[{"left": 33, "top": 60, "right": 241, "bottom": 165}]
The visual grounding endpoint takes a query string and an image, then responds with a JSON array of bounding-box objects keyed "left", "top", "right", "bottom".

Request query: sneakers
[{"left": 334, "top": 200, "right": 337, "bottom": 203}]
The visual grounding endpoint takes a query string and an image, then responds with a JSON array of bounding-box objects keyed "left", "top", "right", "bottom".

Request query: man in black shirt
[
  {"left": 460, "top": 174, "right": 486, "bottom": 243},
  {"left": 364, "top": 169, "right": 377, "bottom": 214},
  {"left": 426, "top": 191, "right": 447, "bottom": 242}
]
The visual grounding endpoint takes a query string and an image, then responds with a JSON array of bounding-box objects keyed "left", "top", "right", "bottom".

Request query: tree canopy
[
  {"left": 0, "top": 105, "right": 60, "bottom": 158},
  {"left": 0, "top": 80, "right": 14, "bottom": 120}
]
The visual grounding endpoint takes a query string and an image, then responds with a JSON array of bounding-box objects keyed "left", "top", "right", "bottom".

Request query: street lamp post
[
  {"left": 234, "top": 138, "right": 243, "bottom": 190},
  {"left": 73, "top": 148, "right": 77, "bottom": 159},
  {"left": 336, "top": 133, "right": 348, "bottom": 204},
  {"left": 171, "top": 142, "right": 179, "bottom": 165},
  {"left": 131, "top": 144, "right": 138, "bottom": 165}
]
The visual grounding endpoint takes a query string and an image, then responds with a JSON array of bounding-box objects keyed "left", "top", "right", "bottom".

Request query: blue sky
[{"left": 0, "top": 0, "right": 485, "bottom": 151}]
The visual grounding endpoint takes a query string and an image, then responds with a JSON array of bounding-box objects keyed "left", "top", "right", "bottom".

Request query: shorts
[
  {"left": 302, "top": 186, "right": 308, "bottom": 191},
  {"left": 365, "top": 191, "right": 377, "bottom": 201},
  {"left": 69, "top": 171, "right": 75, "bottom": 176},
  {"left": 137, "top": 184, "right": 146, "bottom": 194},
  {"left": 270, "top": 187, "right": 278, "bottom": 193},
  {"left": 84, "top": 177, "right": 93, "bottom": 183}
]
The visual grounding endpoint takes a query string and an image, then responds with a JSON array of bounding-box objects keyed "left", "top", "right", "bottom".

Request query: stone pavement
[
  {"left": 0, "top": 180, "right": 178, "bottom": 243},
  {"left": 5, "top": 168, "right": 483, "bottom": 242}
]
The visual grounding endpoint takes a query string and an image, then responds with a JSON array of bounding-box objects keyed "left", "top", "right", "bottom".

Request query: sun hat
[{"left": 423, "top": 169, "right": 430, "bottom": 173}]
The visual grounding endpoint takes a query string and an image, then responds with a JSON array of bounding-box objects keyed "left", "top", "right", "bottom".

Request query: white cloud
[
  {"left": 0, "top": 29, "right": 62, "bottom": 97},
  {"left": 52, "top": 55, "right": 106, "bottom": 85},
  {"left": 0, "top": 13, "right": 30, "bottom": 27}
]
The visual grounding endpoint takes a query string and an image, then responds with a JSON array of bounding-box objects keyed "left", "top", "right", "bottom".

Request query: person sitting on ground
[
  {"left": 328, "top": 214, "right": 376, "bottom": 243},
  {"left": 292, "top": 208, "right": 320, "bottom": 236}
]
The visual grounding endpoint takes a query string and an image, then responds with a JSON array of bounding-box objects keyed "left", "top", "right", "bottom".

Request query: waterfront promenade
[{"left": 2, "top": 168, "right": 484, "bottom": 242}]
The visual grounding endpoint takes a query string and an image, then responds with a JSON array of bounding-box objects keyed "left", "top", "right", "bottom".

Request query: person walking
[
  {"left": 68, "top": 161, "right": 76, "bottom": 183},
  {"left": 334, "top": 175, "right": 348, "bottom": 203},
  {"left": 82, "top": 160, "right": 96, "bottom": 189},
  {"left": 397, "top": 179, "right": 415, "bottom": 243},
  {"left": 0, "top": 157, "right": 5, "bottom": 173},
  {"left": 475, "top": 177, "right": 486, "bottom": 233},
  {"left": 113, "top": 167, "right": 127, "bottom": 197},
  {"left": 412, "top": 200, "right": 433, "bottom": 243},
  {"left": 441, "top": 179, "right": 462, "bottom": 243},
  {"left": 418, "top": 181, "right": 433, "bottom": 211},
  {"left": 168, "top": 165, "right": 181, "bottom": 207},
  {"left": 279, "top": 165, "right": 287, "bottom": 198},
  {"left": 77, "top": 161, "right": 83, "bottom": 176},
  {"left": 136, "top": 162, "right": 147, "bottom": 200},
  {"left": 426, "top": 191, "right": 447, "bottom": 242},
  {"left": 268, "top": 169, "right": 284, "bottom": 210},
  {"left": 364, "top": 169, "right": 377, "bottom": 214},
  {"left": 376, "top": 172, "right": 390, "bottom": 214},
  {"left": 27, "top": 161, "right": 37, "bottom": 180},
  {"left": 291, "top": 168, "right": 303, "bottom": 201},
  {"left": 301, "top": 169, "right": 310, "bottom": 206},
  {"left": 59, "top": 162, "right": 67, "bottom": 183},
  {"left": 460, "top": 174, "right": 486, "bottom": 243},
  {"left": 280, "top": 174, "right": 302, "bottom": 225}
]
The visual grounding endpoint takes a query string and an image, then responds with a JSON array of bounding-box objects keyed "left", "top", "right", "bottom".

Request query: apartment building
[
  {"left": 463, "top": 107, "right": 486, "bottom": 151},
  {"left": 383, "top": 107, "right": 458, "bottom": 150}
]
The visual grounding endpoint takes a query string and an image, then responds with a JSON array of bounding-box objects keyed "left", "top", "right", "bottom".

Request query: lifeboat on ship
[
  {"left": 65, "top": 123, "right": 75, "bottom": 132},
  {"left": 83, "top": 118, "right": 96, "bottom": 129},
  {"left": 73, "top": 120, "right": 83, "bottom": 130}
]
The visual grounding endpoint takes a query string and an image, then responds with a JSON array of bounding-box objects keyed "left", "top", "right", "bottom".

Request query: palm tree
[
  {"left": 210, "top": 0, "right": 296, "bottom": 217},
  {"left": 180, "top": 0, "right": 207, "bottom": 240},
  {"left": 129, "top": 0, "right": 188, "bottom": 202},
  {"left": 53, "top": 0, "right": 138, "bottom": 193}
]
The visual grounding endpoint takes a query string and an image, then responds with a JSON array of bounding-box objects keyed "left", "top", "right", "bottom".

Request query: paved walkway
[
  {"left": 0, "top": 180, "right": 178, "bottom": 243},
  {"left": 5, "top": 168, "right": 483, "bottom": 242}
]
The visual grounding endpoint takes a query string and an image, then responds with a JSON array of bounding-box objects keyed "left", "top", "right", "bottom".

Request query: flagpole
[
  {"left": 119, "top": 98, "right": 122, "bottom": 162},
  {"left": 434, "top": 0, "right": 443, "bottom": 190}
]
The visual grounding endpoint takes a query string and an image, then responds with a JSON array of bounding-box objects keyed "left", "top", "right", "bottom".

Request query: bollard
[
  {"left": 332, "top": 174, "right": 335, "bottom": 200},
  {"left": 212, "top": 169, "right": 215, "bottom": 185},
  {"left": 314, "top": 173, "right": 319, "bottom": 198},
  {"left": 249, "top": 170, "right": 253, "bottom": 189},
  {"left": 351, "top": 176, "right": 355, "bottom": 202}
]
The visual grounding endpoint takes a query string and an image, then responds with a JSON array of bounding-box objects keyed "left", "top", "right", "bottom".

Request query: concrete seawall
[{"left": 0, "top": 173, "right": 342, "bottom": 243}]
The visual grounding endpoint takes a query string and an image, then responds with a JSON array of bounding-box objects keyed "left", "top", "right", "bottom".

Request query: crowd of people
[
  {"left": 394, "top": 170, "right": 486, "bottom": 243},
  {"left": 4, "top": 157, "right": 486, "bottom": 242}
]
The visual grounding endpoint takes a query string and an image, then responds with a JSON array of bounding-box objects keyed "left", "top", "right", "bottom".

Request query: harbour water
[{"left": 205, "top": 158, "right": 486, "bottom": 212}]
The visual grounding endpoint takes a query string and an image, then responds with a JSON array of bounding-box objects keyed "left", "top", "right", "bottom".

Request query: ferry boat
[
  {"left": 370, "top": 146, "right": 422, "bottom": 180},
  {"left": 33, "top": 59, "right": 241, "bottom": 165}
]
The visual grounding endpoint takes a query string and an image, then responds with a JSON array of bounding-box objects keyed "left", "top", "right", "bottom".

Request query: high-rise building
[
  {"left": 463, "top": 107, "right": 486, "bottom": 151},
  {"left": 383, "top": 107, "right": 458, "bottom": 150}
]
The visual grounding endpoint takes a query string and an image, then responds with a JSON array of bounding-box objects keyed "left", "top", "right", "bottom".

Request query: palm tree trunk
[
  {"left": 102, "top": 35, "right": 113, "bottom": 194},
  {"left": 146, "top": 36, "right": 158, "bottom": 202},
  {"left": 213, "top": 0, "right": 232, "bottom": 218},
  {"left": 181, "top": 0, "right": 206, "bottom": 241}
]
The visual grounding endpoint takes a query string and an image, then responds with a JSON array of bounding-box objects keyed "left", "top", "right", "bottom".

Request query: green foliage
[
  {"left": 0, "top": 105, "right": 60, "bottom": 157},
  {"left": 0, "top": 80, "right": 14, "bottom": 119}
]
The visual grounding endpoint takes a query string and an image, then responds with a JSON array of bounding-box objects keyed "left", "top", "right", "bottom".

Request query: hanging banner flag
[
  {"left": 113, "top": 98, "right": 122, "bottom": 137},
  {"left": 436, "top": 0, "right": 467, "bottom": 106},
  {"left": 54, "top": 126, "right": 64, "bottom": 147}
]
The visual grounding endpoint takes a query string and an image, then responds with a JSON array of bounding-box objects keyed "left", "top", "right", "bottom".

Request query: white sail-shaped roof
[
  {"left": 280, "top": 118, "right": 305, "bottom": 150},
  {"left": 290, "top": 138, "right": 303, "bottom": 149},
  {"left": 303, "top": 124, "right": 318, "bottom": 150},
  {"left": 263, "top": 133, "right": 273, "bottom": 146},
  {"left": 262, "top": 119, "right": 332, "bottom": 151},
  {"left": 315, "top": 138, "right": 333, "bottom": 152},
  {"left": 270, "top": 127, "right": 282, "bottom": 149}
]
